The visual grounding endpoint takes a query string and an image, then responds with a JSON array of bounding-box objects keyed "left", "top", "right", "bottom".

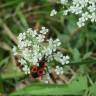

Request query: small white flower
[
  {"left": 18, "top": 40, "right": 28, "bottom": 49},
  {"left": 82, "top": 12, "right": 89, "bottom": 21},
  {"left": 18, "top": 32, "right": 26, "bottom": 41},
  {"left": 60, "top": 55, "right": 70, "bottom": 65},
  {"left": 40, "top": 27, "right": 49, "bottom": 34},
  {"left": 47, "top": 38, "right": 54, "bottom": 53},
  {"left": 88, "top": 4, "right": 96, "bottom": 12},
  {"left": 22, "top": 65, "right": 30, "bottom": 74},
  {"left": 32, "top": 30, "right": 37, "bottom": 37},
  {"left": 77, "top": 17, "right": 85, "bottom": 27},
  {"left": 50, "top": 9, "right": 57, "bottom": 16},
  {"left": 89, "top": 13, "right": 96, "bottom": 22},
  {"left": 45, "top": 48, "right": 53, "bottom": 56},
  {"left": 25, "top": 40, "right": 31, "bottom": 47},
  {"left": 54, "top": 52, "right": 63, "bottom": 62},
  {"left": 48, "top": 55, "right": 53, "bottom": 62},
  {"left": 68, "top": 5, "right": 82, "bottom": 14},
  {"left": 27, "top": 28, "right": 37, "bottom": 37},
  {"left": 63, "top": 10, "right": 69, "bottom": 15},
  {"left": 55, "top": 66, "right": 64, "bottom": 75},
  {"left": 33, "top": 45, "right": 40, "bottom": 52},
  {"left": 26, "top": 28, "right": 33, "bottom": 34},
  {"left": 12, "top": 46, "right": 17, "bottom": 56},
  {"left": 22, "top": 48, "right": 31, "bottom": 61},
  {"left": 18, "top": 59, "right": 27, "bottom": 65},
  {"left": 32, "top": 57, "right": 38, "bottom": 64},
  {"left": 36, "top": 34, "right": 45, "bottom": 42},
  {"left": 54, "top": 38, "right": 61, "bottom": 47},
  {"left": 38, "top": 53, "right": 42, "bottom": 60}
]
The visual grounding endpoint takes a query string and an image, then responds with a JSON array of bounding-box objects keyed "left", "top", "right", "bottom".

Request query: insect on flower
[
  {"left": 13, "top": 27, "right": 70, "bottom": 80},
  {"left": 30, "top": 57, "right": 47, "bottom": 79}
]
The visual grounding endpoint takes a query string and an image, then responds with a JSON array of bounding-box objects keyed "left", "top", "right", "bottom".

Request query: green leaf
[
  {"left": 70, "top": 59, "right": 96, "bottom": 65},
  {"left": 89, "top": 84, "right": 96, "bottom": 96},
  {"left": 70, "top": 48, "right": 81, "bottom": 62},
  {"left": 83, "top": 52, "right": 92, "bottom": 59},
  {"left": 0, "top": 57, "right": 9, "bottom": 67},
  {"left": 10, "top": 76, "right": 87, "bottom": 96},
  {"left": 16, "top": 3, "right": 29, "bottom": 28},
  {"left": 0, "top": 0, "right": 22, "bottom": 8},
  {"left": 1, "top": 61, "right": 24, "bottom": 79},
  {"left": 67, "top": 15, "right": 77, "bottom": 33}
]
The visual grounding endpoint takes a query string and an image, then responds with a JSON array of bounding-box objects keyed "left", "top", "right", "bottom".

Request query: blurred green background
[{"left": 0, "top": 0, "right": 96, "bottom": 96}]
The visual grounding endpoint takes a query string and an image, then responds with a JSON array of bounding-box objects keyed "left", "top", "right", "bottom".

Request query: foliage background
[{"left": 0, "top": 0, "right": 96, "bottom": 96}]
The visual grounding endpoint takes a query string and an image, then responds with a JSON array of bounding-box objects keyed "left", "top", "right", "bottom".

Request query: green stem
[{"left": 69, "top": 59, "right": 96, "bottom": 65}]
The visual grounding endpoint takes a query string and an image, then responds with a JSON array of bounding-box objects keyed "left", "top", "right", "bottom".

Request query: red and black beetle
[
  {"left": 15, "top": 56, "right": 47, "bottom": 79},
  {"left": 30, "top": 57, "right": 47, "bottom": 79}
]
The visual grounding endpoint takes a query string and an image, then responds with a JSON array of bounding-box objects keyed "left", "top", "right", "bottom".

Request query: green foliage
[
  {"left": 10, "top": 76, "right": 87, "bottom": 96},
  {"left": 0, "top": 0, "right": 96, "bottom": 95},
  {"left": 89, "top": 84, "right": 96, "bottom": 96}
]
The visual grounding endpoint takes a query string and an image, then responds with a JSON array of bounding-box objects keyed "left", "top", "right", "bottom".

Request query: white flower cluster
[
  {"left": 50, "top": 9, "right": 57, "bottom": 16},
  {"left": 62, "top": 0, "right": 96, "bottom": 27},
  {"left": 13, "top": 27, "right": 70, "bottom": 74},
  {"left": 51, "top": 0, "right": 96, "bottom": 27},
  {"left": 54, "top": 54, "right": 70, "bottom": 75},
  {"left": 55, "top": 66, "right": 64, "bottom": 75}
]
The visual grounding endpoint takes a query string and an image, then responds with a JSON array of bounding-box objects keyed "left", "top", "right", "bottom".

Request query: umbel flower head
[
  {"left": 13, "top": 27, "right": 70, "bottom": 79},
  {"left": 50, "top": 0, "right": 96, "bottom": 27}
]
